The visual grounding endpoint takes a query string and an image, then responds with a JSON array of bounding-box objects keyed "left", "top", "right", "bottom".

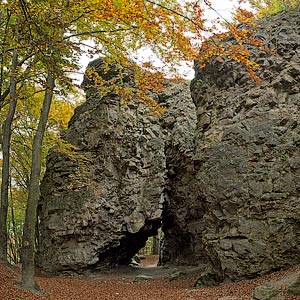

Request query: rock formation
[
  {"left": 37, "top": 10, "right": 300, "bottom": 283},
  {"left": 191, "top": 10, "right": 300, "bottom": 282},
  {"left": 36, "top": 59, "right": 198, "bottom": 274},
  {"left": 159, "top": 82, "right": 207, "bottom": 267}
]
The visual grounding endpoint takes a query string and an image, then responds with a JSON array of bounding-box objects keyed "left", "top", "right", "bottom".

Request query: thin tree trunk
[
  {"left": 0, "top": 50, "right": 18, "bottom": 260},
  {"left": 152, "top": 235, "right": 160, "bottom": 255},
  {"left": 21, "top": 71, "right": 55, "bottom": 291},
  {"left": 10, "top": 177, "right": 20, "bottom": 263}
]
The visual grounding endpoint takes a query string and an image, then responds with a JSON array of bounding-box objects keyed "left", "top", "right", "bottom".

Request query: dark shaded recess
[
  {"left": 160, "top": 219, "right": 193, "bottom": 264},
  {"left": 161, "top": 191, "right": 206, "bottom": 266},
  {"left": 91, "top": 219, "right": 161, "bottom": 270}
]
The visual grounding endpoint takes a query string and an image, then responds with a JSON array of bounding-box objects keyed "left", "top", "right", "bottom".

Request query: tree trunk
[
  {"left": 152, "top": 235, "right": 160, "bottom": 255},
  {"left": 0, "top": 50, "right": 18, "bottom": 261},
  {"left": 21, "top": 71, "right": 55, "bottom": 291},
  {"left": 10, "top": 177, "right": 21, "bottom": 264}
]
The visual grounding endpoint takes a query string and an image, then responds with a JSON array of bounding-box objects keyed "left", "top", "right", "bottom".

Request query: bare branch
[
  {"left": 144, "top": 0, "right": 206, "bottom": 31},
  {"left": 63, "top": 28, "right": 133, "bottom": 40}
]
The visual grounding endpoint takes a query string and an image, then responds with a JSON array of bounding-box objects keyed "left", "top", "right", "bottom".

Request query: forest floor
[{"left": 1, "top": 256, "right": 300, "bottom": 300}]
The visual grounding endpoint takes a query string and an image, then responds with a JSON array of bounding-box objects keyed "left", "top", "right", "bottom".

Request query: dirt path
[
  {"left": 139, "top": 255, "right": 159, "bottom": 268},
  {"left": 1, "top": 259, "right": 300, "bottom": 300}
]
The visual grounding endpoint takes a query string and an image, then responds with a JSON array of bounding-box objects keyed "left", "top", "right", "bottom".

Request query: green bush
[{"left": 250, "top": 0, "right": 300, "bottom": 17}]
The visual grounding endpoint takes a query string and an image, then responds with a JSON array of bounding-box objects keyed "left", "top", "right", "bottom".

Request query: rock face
[
  {"left": 191, "top": 10, "right": 300, "bottom": 282},
  {"left": 37, "top": 59, "right": 197, "bottom": 274},
  {"left": 159, "top": 82, "right": 207, "bottom": 267},
  {"left": 38, "top": 11, "right": 300, "bottom": 282}
]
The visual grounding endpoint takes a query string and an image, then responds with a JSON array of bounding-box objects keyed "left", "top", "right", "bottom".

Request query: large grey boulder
[
  {"left": 190, "top": 10, "right": 300, "bottom": 282},
  {"left": 253, "top": 285, "right": 281, "bottom": 300},
  {"left": 36, "top": 59, "right": 197, "bottom": 274}
]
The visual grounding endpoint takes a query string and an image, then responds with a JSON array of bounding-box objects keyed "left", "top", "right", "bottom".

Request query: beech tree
[
  {"left": 21, "top": 71, "right": 55, "bottom": 291},
  {"left": 0, "top": 0, "right": 266, "bottom": 293},
  {"left": 0, "top": 50, "right": 18, "bottom": 261},
  {"left": 0, "top": 6, "right": 34, "bottom": 260}
]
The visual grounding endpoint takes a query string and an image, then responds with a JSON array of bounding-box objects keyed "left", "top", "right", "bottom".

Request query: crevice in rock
[{"left": 90, "top": 219, "right": 162, "bottom": 271}]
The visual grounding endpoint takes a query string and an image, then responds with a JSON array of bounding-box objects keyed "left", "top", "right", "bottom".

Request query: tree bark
[
  {"left": 10, "top": 177, "right": 21, "bottom": 264},
  {"left": 21, "top": 71, "right": 55, "bottom": 291},
  {"left": 0, "top": 50, "right": 18, "bottom": 260},
  {"left": 152, "top": 235, "right": 160, "bottom": 255}
]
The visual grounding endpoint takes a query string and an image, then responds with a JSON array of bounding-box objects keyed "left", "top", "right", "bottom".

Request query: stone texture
[
  {"left": 159, "top": 82, "right": 207, "bottom": 267},
  {"left": 37, "top": 10, "right": 300, "bottom": 282},
  {"left": 36, "top": 59, "right": 197, "bottom": 274},
  {"left": 253, "top": 285, "right": 281, "bottom": 300},
  {"left": 190, "top": 10, "right": 300, "bottom": 283},
  {"left": 194, "top": 270, "right": 223, "bottom": 288},
  {"left": 133, "top": 274, "right": 153, "bottom": 282},
  {"left": 288, "top": 274, "right": 300, "bottom": 296}
]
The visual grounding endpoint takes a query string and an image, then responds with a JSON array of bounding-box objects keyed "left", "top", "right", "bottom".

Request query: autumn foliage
[
  {"left": 249, "top": 0, "right": 300, "bottom": 17},
  {"left": 0, "top": 1, "right": 269, "bottom": 107}
]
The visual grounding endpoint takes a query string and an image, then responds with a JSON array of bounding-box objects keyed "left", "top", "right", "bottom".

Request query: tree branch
[
  {"left": 203, "top": 0, "right": 231, "bottom": 26},
  {"left": 63, "top": 28, "right": 133, "bottom": 40},
  {"left": 144, "top": 0, "right": 206, "bottom": 31}
]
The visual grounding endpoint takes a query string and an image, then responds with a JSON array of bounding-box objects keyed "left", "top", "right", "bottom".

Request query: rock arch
[
  {"left": 36, "top": 59, "right": 204, "bottom": 274},
  {"left": 37, "top": 11, "right": 300, "bottom": 283}
]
